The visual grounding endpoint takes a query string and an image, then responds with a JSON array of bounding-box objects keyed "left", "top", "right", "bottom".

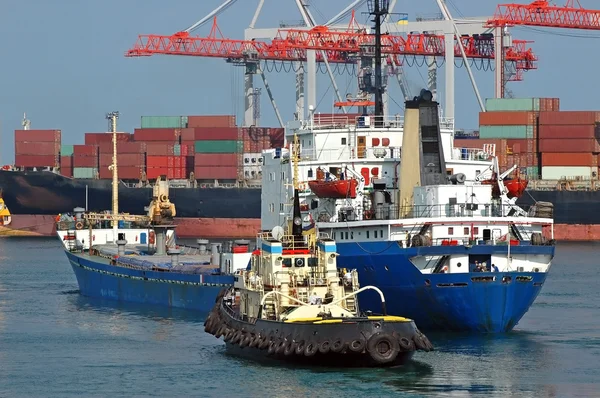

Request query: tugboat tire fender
[
  {"left": 259, "top": 336, "right": 270, "bottom": 350},
  {"left": 295, "top": 340, "right": 306, "bottom": 355},
  {"left": 399, "top": 337, "right": 414, "bottom": 351},
  {"left": 275, "top": 339, "right": 287, "bottom": 355},
  {"left": 239, "top": 333, "right": 251, "bottom": 348},
  {"left": 330, "top": 338, "right": 346, "bottom": 353},
  {"left": 215, "top": 325, "right": 226, "bottom": 339},
  {"left": 232, "top": 330, "right": 244, "bottom": 345},
  {"left": 223, "top": 329, "right": 235, "bottom": 342},
  {"left": 304, "top": 341, "right": 318, "bottom": 357},
  {"left": 215, "top": 288, "right": 227, "bottom": 303},
  {"left": 413, "top": 334, "right": 428, "bottom": 351},
  {"left": 249, "top": 334, "right": 260, "bottom": 348},
  {"left": 267, "top": 340, "right": 277, "bottom": 355},
  {"left": 367, "top": 333, "right": 400, "bottom": 364},
  {"left": 348, "top": 338, "right": 366, "bottom": 353},
  {"left": 284, "top": 341, "right": 296, "bottom": 356},
  {"left": 318, "top": 340, "right": 331, "bottom": 354}
]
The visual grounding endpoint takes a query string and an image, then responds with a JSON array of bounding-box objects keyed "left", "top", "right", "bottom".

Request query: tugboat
[{"left": 204, "top": 189, "right": 433, "bottom": 367}]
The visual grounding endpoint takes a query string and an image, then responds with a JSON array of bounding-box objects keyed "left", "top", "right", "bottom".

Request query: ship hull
[
  {"left": 334, "top": 242, "right": 554, "bottom": 333},
  {"left": 65, "top": 251, "right": 233, "bottom": 312}
]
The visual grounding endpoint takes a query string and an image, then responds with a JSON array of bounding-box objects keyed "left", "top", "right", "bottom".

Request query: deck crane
[
  {"left": 487, "top": 0, "right": 600, "bottom": 97},
  {"left": 126, "top": 1, "right": 537, "bottom": 124}
]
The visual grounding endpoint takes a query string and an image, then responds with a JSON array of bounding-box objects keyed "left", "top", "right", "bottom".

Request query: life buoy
[
  {"left": 75, "top": 221, "right": 84, "bottom": 230},
  {"left": 55, "top": 215, "right": 61, "bottom": 222},
  {"left": 149, "top": 231, "right": 155, "bottom": 245}
]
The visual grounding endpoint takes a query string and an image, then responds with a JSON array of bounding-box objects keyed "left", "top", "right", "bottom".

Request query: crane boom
[{"left": 488, "top": 1, "right": 600, "bottom": 29}]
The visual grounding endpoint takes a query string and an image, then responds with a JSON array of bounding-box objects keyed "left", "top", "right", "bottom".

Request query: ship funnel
[
  {"left": 168, "top": 248, "right": 181, "bottom": 268},
  {"left": 449, "top": 173, "right": 466, "bottom": 185},
  {"left": 211, "top": 243, "right": 221, "bottom": 266},
  {"left": 196, "top": 239, "right": 209, "bottom": 254},
  {"left": 233, "top": 239, "right": 250, "bottom": 253},
  {"left": 116, "top": 233, "right": 127, "bottom": 256}
]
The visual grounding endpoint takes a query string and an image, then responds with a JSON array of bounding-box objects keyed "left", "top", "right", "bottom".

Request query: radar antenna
[{"left": 21, "top": 113, "right": 31, "bottom": 130}]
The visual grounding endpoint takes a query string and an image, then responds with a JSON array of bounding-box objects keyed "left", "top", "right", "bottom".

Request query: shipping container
[
  {"left": 14, "top": 155, "right": 58, "bottom": 168},
  {"left": 141, "top": 116, "right": 188, "bottom": 129},
  {"left": 185, "top": 155, "right": 195, "bottom": 171},
  {"left": 134, "top": 128, "right": 180, "bottom": 142},
  {"left": 60, "top": 156, "right": 73, "bottom": 168},
  {"left": 479, "top": 111, "right": 536, "bottom": 126},
  {"left": 61, "top": 145, "right": 74, "bottom": 156},
  {"left": 187, "top": 115, "right": 236, "bottom": 128},
  {"left": 485, "top": 98, "right": 538, "bottom": 112},
  {"left": 538, "top": 124, "right": 596, "bottom": 139},
  {"left": 85, "top": 132, "right": 131, "bottom": 145},
  {"left": 479, "top": 125, "right": 534, "bottom": 139},
  {"left": 61, "top": 167, "right": 73, "bottom": 178},
  {"left": 268, "top": 128, "right": 285, "bottom": 147},
  {"left": 191, "top": 127, "right": 239, "bottom": 141},
  {"left": 15, "top": 142, "right": 60, "bottom": 156},
  {"left": 181, "top": 128, "right": 195, "bottom": 142},
  {"left": 73, "top": 145, "right": 98, "bottom": 156},
  {"left": 73, "top": 167, "right": 98, "bottom": 179},
  {"left": 112, "top": 153, "right": 145, "bottom": 167},
  {"left": 147, "top": 156, "right": 169, "bottom": 168},
  {"left": 194, "top": 153, "right": 238, "bottom": 167},
  {"left": 145, "top": 143, "right": 175, "bottom": 156},
  {"left": 193, "top": 166, "right": 238, "bottom": 180},
  {"left": 15, "top": 129, "right": 61, "bottom": 143},
  {"left": 539, "top": 98, "right": 561, "bottom": 112},
  {"left": 181, "top": 141, "right": 195, "bottom": 155},
  {"left": 538, "top": 139, "right": 599, "bottom": 153},
  {"left": 541, "top": 166, "right": 593, "bottom": 180},
  {"left": 194, "top": 140, "right": 238, "bottom": 153},
  {"left": 98, "top": 141, "right": 146, "bottom": 154},
  {"left": 242, "top": 153, "right": 263, "bottom": 167},
  {"left": 173, "top": 144, "right": 190, "bottom": 157},
  {"left": 117, "top": 166, "right": 143, "bottom": 180},
  {"left": 173, "top": 156, "right": 182, "bottom": 169},
  {"left": 541, "top": 152, "right": 595, "bottom": 167},
  {"left": 146, "top": 168, "right": 167, "bottom": 180},
  {"left": 73, "top": 155, "right": 99, "bottom": 168},
  {"left": 525, "top": 166, "right": 539, "bottom": 178},
  {"left": 539, "top": 111, "right": 600, "bottom": 125}
]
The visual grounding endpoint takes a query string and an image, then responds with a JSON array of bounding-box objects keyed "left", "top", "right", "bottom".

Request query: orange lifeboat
[
  {"left": 482, "top": 178, "right": 528, "bottom": 199},
  {"left": 308, "top": 178, "right": 358, "bottom": 199}
]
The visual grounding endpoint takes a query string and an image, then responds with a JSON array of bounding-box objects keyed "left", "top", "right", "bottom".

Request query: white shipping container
[
  {"left": 242, "top": 152, "right": 262, "bottom": 166},
  {"left": 541, "top": 166, "right": 593, "bottom": 180}
]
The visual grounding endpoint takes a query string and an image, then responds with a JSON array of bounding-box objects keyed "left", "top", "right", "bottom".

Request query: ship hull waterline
[{"left": 65, "top": 251, "right": 233, "bottom": 312}]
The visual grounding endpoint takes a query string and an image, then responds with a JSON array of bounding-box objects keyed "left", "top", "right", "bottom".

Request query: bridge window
[
  {"left": 374, "top": 230, "right": 378, "bottom": 238},
  {"left": 308, "top": 169, "right": 313, "bottom": 178},
  {"left": 464, "top": 227, "right": 470, "bottom": 235},
  {"left": 280, "top": 203, "right": 284, "bottom": 212},
  {"left": 341, "top": 138, "right": 347, "bottom": 145},
  {"left": 448, "top": 227, "right": 454, "bottom": 235},
  {"left": 366, "top": 231, "right": 370, "bottom": 239},
  {"left": 269, "top": 203, "right": 274, "bottom": 212},
  {"left": 345, "top": 232, "right": 349, "bottom": 240},
  {"left": 473, "top": 227, "right": 479, "bottom": 235},
  {"left": 380, "top": 229, "right": 384, "bottom": 237}
]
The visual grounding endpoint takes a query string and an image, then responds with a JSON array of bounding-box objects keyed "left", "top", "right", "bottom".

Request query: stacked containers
[
  {"left": 479, "top": 97, "right": 561, "bottom": 178},
  {"left": 85, "top": 132, "right": 131, "bottom": 145},
  {"left": 72, "top": 145, "right": 99, "bottom": 178},
  {"left": 538, "top": 111, "right": 600, "bottom": 180},
  {"left": 134, "top": 125, "right": 183, "bottom": 180},
  {"left": 14, "top": 130, "right": 61, "bottom": 168},
  {"left": 98, "top": 140, "right": 146, "bottom": 180},
  {"left": 194, "top": 127, "right": 239, "bottom": 180},
  {"left": 60, "top": 144, "right": 74, "bottom": 177}
]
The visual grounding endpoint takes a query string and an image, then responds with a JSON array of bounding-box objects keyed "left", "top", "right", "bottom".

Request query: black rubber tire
[
  {"left": 249, "top": 334, "right": 260, "bottom": 348},
  {"left": 367, "top": 333, "right": 400, "bottom": 365},
  {"left": 232, "top": 330, "right": 243, "bottom": 345},
  {"left": 318, "top": 340, "right": 331, "bottom": 354},
  {"left": 275, "top": 339, "right": 287, "bottom": 355},
  {"left": 284, "top": 341, "right": 296, "bottom": 356},
  {"left": 259, "top": 336, "right": 270, "bottom": 350},
  {"left": 267, "top": 340, "right": 277, "bottom": 355},
  {"left": 348, "top": 338, "right": 366, "bottom": 353},
  {"left": 304, "top": 341, "right": 318, "bottom": 357},
  {"left": 223, "top": 329, "right": 235, "bottom": 342},
  {"left": 399, "top": 337, "right": 414, "bottom": 351},
  {"left": 330, "top": 339, "right": 346, "bottom": 353},
  {"left": 295, "top": 340, "right": 306, "bottom": 355},
  {"left": 214, "top": 325, "right": 226, "bottom": 339},
  {"left": 413, "top": 334, "right": 428, "bottom": 351},
  {"left": 239, "top": 333, "right": 252, "bottom": 348}
]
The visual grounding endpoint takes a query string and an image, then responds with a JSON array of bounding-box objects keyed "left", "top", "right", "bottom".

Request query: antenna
[
  {"left": 105, "top": 111, "right": 119, "bottom": 133},
  {"left": 271, "top": 225, "right": 284, "bottom": 240},
  {"left": 105, "top": 111, "right": 120, "bottom": 241},
  {"left": 22, "top": 113, "right": 31, "bottom": 130}
]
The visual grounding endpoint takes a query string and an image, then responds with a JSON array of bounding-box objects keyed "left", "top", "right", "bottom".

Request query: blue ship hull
[
  {"left": 335, "top": 242, "right": 555, "bottom": 333},
  {"left": 65, "top": 251, "right": 233, "bottom": 312}
]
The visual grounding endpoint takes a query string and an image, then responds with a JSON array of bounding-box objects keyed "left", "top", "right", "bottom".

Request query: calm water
[{"left": 0, "top": 238, "right": 598, "bottom": 397}]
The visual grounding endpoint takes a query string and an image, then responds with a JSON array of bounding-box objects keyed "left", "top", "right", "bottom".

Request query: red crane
[
  {"left": 487, "top": 0, "right": 600, "bottom": 29},
  {"left": 126, "top": 17, "right": 536, "bottom": 77}
]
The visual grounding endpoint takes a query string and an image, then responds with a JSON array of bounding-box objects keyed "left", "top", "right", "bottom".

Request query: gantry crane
[{"left": 487, "top": 0, "right": 600, "bottom": 97}]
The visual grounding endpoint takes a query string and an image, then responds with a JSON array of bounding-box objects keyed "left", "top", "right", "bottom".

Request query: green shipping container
[
  {"left": 173, "top": 144, "right": 181, "bottom": 156},
  {"left": 61, "top": 144, "right": 74, "bottom": 156},
  {"left": 73, "top": 167, "right": 98, "bottom": 179},
  {"left": 141, "top": 116, "right": 188, "bottom": 129},
  {"left": 194, "top": 140, "right": 238, "bottom": 153},
  {"left": 237, "top": 140, "right": 244, "bottom": 152},
  {"left": 485, "top": 98, "right": 540, "bottom": 112},
  {"left": 479, "top": 125, "right": 533, "bottom": 139},
  {"left": 526, "top": 166, "right": 539, "bottom": 178}
]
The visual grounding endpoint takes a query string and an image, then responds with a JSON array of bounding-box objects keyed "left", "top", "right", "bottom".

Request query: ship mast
[
  {"left": 367, "top": 0, "right": 390, "bottom": 127},
  {"left": 106, "top": 111, "right": 119, "bottom": 241}
]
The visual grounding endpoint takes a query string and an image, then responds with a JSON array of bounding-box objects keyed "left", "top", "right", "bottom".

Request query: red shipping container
[
  {"left": 166, "top": 168, "right": 175, "bottom": 179},
  {"left": 192, "top": 127, "right": 239, "bottom": 141},
  {"left": 167, "top": 156, "right": 175, "bottom": 169},
  {"left": 117, "top": 153, "right": 145, "bottom": 167},
  {"left": 542, "top": 152, "right": 594, "bottom": 167},
  {"left": 61, "top": 167, "right": 73, "bottom": 178},
  {"left": 73, "top": 155, "right": 99, "bottom": 168},
  {"left": 73, "top": 145, "right": 98, "bottom": 156},
  {"left": 118, "top": 166, "right": 143, "bottom": 180},
  {"left": 15, "top": 154, "right": 58, "bottom": 168},
  {"left": 147, "top": 156, "right": 169, "bottom": 168},
  {"left": 538, "top": 139, "right": 599, "bottom": 153},
  {"left": 15, "top": 142, "right": 60, "bottom": 156},
  {"left": 134, "top": 128, "right": 180, "bottom": 142},
  {"left": 61, "top": 156, "right": 73, "bottom": 168},
  {"left": 15, "top": 129, "right": 61, "bottom": 143},
  {"left": 173, "top": 156, "right": 182, "bottom": 169},
  {"left": 479, "top": 111, "right": 536, "bottom": 126},
  {"left": 98, "top": 141, "right": 146, "bottom": 154},
  {"left": 538, "top": 125, "right": 595, "bottom": 139},
  {"left": 181, "top": 128, "right": 195, "bottom": 141},
  {"left": 268, "top": 128, "right": 285, "bottom": 147},
  {"left": 187, "top": 115, "right": 236, "bottom": 128},
  {"left": 194, "top": 153, "right": 237, "bottom": 167},
  {"left": 85, "top": 132, "right": 131, "bottom": 145},
  {"left": 145, "top": 142, "right": 175, "bottom": 156},
  {"left": 539, "top": 98, "right": 560, "bottom": 112},
  {"left": 539, "top": 111, "right": 600, "bottom": 125},
  {"left": 193, "top": 166, "right": 238, "bottom": 180},
  {"left": 181, "top": 141, "right": 195, "bottom": 155},
  {"left": 146, "top": 167, "right": 167, "bottom": 180},
  {"left": 180, "top": 144, "right": 189, "bottom": 156}
]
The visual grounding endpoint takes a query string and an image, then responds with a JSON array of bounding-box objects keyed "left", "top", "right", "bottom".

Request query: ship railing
[
  {"left": 300, "top": 145, "right": 402, "bottom": 162},
  {"left": 304, "top": 115, "right": 454, "bottom": 131},
  {"left": 355, "top": 203, "right": 552, "bottom": 222},
  {"left": 451, "top": 147, "right": 493, "bottom": 162}
]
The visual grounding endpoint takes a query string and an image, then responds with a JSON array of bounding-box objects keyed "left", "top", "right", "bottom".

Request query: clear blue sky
[{"left": 2, "top": 0, "right": 599, "bottom": 164}]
